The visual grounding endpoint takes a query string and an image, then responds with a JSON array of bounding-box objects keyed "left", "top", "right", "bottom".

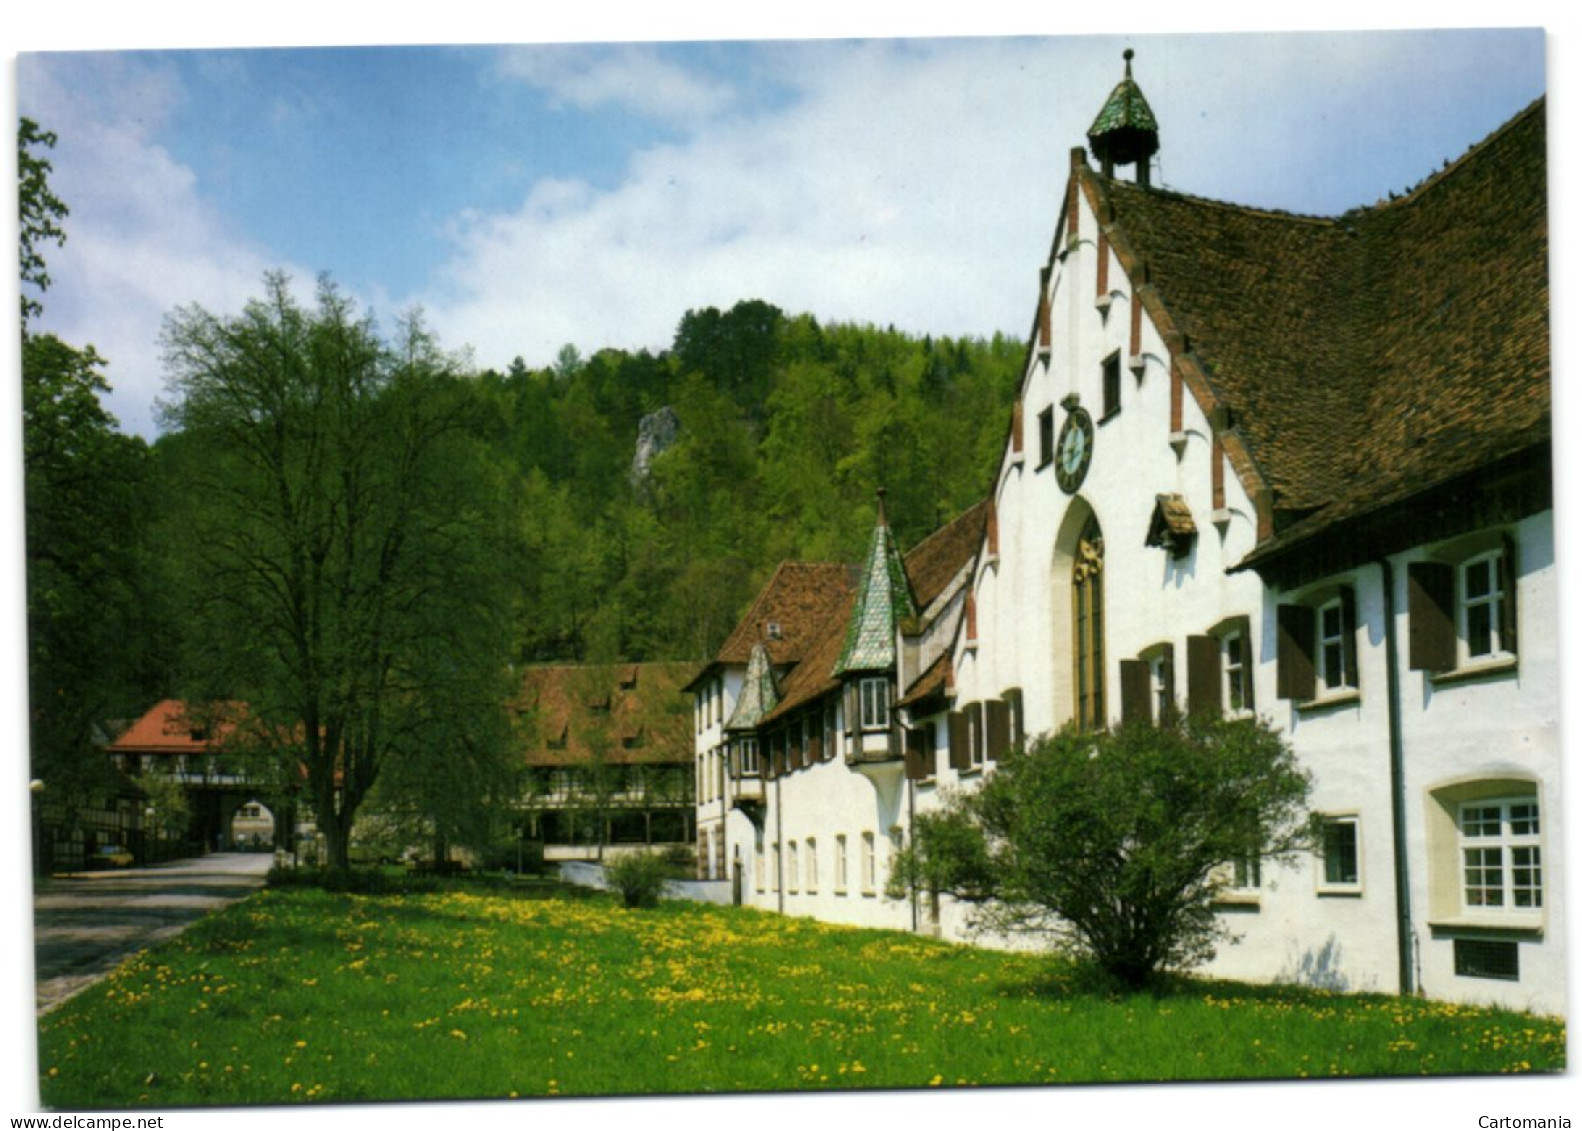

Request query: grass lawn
[{"left": 38, "top": 880, "right": 1565, "bottom": 1107}]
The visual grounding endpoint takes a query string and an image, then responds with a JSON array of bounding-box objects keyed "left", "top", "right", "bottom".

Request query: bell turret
[{"left": 1087, "top": 48, "right": 1159, "bottom": 186}]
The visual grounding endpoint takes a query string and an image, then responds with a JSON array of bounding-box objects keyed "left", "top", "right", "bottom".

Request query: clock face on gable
[{"left": 1055, "top": 406, "right": 1094, "bottom": 494}]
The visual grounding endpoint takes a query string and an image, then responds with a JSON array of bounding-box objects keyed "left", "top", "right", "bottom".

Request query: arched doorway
[{"left": 229, "top": 799, "right": 276, "bottom": 851}]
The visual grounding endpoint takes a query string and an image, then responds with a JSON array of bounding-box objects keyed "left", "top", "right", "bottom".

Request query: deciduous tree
[{"left": 158, "top": 272, "right": 520, "bottom": 872}]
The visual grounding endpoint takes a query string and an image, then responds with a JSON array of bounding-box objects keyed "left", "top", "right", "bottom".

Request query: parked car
[{"left": 92, "top": 845, "right": 135, "bottom": 868}]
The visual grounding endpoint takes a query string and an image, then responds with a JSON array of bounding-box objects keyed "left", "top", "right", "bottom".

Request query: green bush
[
  {"left": 897, "top": 715, "right": 1313, "bottom": 988},
  {"left": 604, "top": 850, "right": 674, "bottom": 908}
]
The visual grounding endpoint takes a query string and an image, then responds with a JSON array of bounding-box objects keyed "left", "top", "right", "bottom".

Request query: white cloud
[
  {"left": 428, "top": 39, "right": 1073, "bottom": 371},
  {"left": 496, "top": 43, "right": 738, "bottom": 123},
  {"left": 19, "top": 53, "right": 310, "bottom": 438}
]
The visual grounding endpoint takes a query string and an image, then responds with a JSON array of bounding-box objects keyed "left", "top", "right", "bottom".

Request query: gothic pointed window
[{"left": 1072, "top": 515, "right": 1106, "bottom": 730}]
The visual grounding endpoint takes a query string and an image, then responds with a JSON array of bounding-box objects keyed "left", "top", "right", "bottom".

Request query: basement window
[{"left": 1454, "top": 938, "right": 1519, "bottom": 981}]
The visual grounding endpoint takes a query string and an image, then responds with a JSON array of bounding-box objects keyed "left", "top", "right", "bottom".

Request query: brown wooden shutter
[
  {"left": 1005, "top": 687, "right": 1024, "bottom": 752},
  {"left": 1119, "top": 659, "right": 1151, "bottom": 723},
  {"left": 966, "top": 703, "right": 984, "bottom": 765},
  {"left": 1500, "top": 533, "right": 1518, "bottom": 656},
  {"left": 1186, "top": 634, "right": 1221, "bottom": 718},
  {"left": 1407, "top": 561, "right": 1455, "bottom": 671},
  {"left": 947, "top": 711, "right": 969, "bottom": 770},
  {"left": 810, "top": 723, "right": 823, "bottom": 764},
  {"left": 1276, "top": 603, "right": 1316, "bottom": 701},
  {"left": 1340, "top": 585, "right": 1360, "bottom": 688},
  {"left": 985, "top": 699, "right": 1010, "bottom": 760},
  {"left": 904, "top": 727, "right": 928, "bottom": 781}
]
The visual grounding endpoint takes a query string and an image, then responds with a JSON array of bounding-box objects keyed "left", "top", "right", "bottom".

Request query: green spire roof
[
  {"left": 833, "top": 492, "right": 917, "bottom": 677},
  {"left": 725, "top": 641, "right": 779, "bottom": 731},
  {"left": 1087, "top": 49, "right": 1160, "bottom": 170}
]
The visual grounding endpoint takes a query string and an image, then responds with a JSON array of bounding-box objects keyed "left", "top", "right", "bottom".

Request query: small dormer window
[{"left": 767, "top": 622, "right": 782, "bottom": 641}]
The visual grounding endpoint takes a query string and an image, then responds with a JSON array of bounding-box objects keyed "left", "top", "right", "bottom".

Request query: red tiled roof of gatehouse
[{"left": 109, "top": 700, "right": 248, "bottom": 754}]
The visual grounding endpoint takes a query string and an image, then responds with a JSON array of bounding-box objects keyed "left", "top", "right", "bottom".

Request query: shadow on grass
[{"left": 998, "top": 958, "right": 1385, "bottom": 1009}]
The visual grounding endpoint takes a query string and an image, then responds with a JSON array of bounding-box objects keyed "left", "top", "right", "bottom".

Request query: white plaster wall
[
  {"left": 758, "top": 754, "right": 916, "bottom": 930},
  {"left": 1397, "top": 512, "right": 1563, "bottom": 1013}
]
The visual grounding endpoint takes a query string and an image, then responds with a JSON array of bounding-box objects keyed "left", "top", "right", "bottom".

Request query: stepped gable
[
  {"left": 517, "top": 662, "right": 695, "bottom": 767},
  {"left": 1090, "top": 98, "right": 1548, "bottom": 562}
]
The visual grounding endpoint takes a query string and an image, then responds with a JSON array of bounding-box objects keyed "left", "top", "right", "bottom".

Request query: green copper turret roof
[
  {"left": 1087, "top": 49, "right": 1160, "bottom": 168},
  {"left": 832, "top": 491, "right": 917, "bottom": 677},
  {"left": 725, "top": 641, "right": 779, "bottom": 731}
]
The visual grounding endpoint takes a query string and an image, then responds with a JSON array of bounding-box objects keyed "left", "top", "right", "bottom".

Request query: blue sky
[{"left": 12, "top": 23, "right": 1552, "bottom": 438}]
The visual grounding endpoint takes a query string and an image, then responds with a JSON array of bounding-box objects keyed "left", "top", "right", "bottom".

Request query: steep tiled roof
[
  {"left": 517, "top": 662, "right": 694, "bottom": 767},
  {"left": 896, "top": 652, "right": 952, "bottom": 711},
  {"left": 763, "top": 501, "right": 987, "bottom": 724},
  {"left": 705, "top": 561, "right": 855, "bottom": 673},
  {"left": 761, "top": 598, "right": 851, "bottom": 725},
  {"left": 1088, "top": 99, "right": 1548, "bottom": 564},
  {"left": 833, "top": 497, "right": 918, "bottom": 676},
  {"left": 905, "top": 498, "right": 990, "bottom": 609}
]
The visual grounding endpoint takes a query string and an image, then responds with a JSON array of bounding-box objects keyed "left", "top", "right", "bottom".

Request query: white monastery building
[{"left": 689, "top": 56, "right": 1558, "bottom": 1014}]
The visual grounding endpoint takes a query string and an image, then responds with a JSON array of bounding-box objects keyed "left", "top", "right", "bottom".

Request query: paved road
[{"left": 32, "top": 852, "right": 272, "bottom": 1015}]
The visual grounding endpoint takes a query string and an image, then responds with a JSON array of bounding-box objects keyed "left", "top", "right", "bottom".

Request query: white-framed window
[
  {"left": 805, "top": 838, "right": 818, "bottom": 893},
  {"left": 1459, "top": 550, "right": 1508, "bottom": 664},
  {"left": 1316, "top": 597, "right": 1354, "bottom": 694},
  {"left": 1408, "top": 536, "right": 1518, "bottom": 676},
  {"left": 1223, "top": 627, "right": 1252, "bottom": 716},
  {"left": 1317, "top": 815, "right": 1362, "bottom": 895},
  {"left": 1459, "top": 798, "right": 1542, "bottom": 913},
  {"left": 859, "top": 677, "right": 890, "bottom": 730},
  {"left": 861, "top": 832, "right": 876, "bottom": 895},
  {"left": 824, "top": 702, "right": 838, "bottom": 762},
  {"left": 738, "top": 736, "right": 760, "bottom": 777},
  {"left": 968, "top": 702, "right": 984, "bottom": 768},
  {"left": 835, "top": 834, "right": 848, "bottom": 894},
  {"left": 1278, "top": 587, "right": 1359, "bottom": 704},
  {"left": 1232, "top": 854, "right": 1262, "bottom": 892},
  {"left": 1151, "top": 652, "right": 1174, "bottom": 720},
  {"left": 786, "top": 841, "right": 799, "bottom": 894}
]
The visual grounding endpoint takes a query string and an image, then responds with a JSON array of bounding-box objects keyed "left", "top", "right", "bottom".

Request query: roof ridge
[
  {"left": 1104, "top": 175, "right": 1340, "bottom": 226},
  {"left": 903, "top": 497, "right": 990, "bottom": 560},
  {"left": 1356, "top": 95, "right": 1545, "bottom": 215}
]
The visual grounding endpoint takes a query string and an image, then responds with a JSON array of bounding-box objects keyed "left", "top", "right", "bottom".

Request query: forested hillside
[{"left": 468, "top": 299, "right": 1023, "bottom": 664}]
